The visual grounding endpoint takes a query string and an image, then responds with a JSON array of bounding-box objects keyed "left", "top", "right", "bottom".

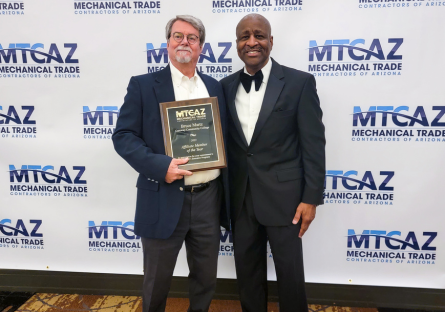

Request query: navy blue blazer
[{"left": 112, "top": 65, "right": 230, "bottom": 239}]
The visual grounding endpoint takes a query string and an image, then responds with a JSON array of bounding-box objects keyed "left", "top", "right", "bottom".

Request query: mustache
[
  {"left": 244, "top": 46, "right": 263, "bottom": 52},
  {"left": 175, "top": 46, "right": 192, "bottom": 53}
]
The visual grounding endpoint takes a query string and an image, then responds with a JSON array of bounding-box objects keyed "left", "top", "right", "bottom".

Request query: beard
[{"left": 175, "top": 46, "right": 193, "bottom": 63}]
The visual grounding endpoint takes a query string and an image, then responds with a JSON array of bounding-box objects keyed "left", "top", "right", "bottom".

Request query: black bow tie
[{"left": 240, "top": 70, "right": 263, "bottom": 93}]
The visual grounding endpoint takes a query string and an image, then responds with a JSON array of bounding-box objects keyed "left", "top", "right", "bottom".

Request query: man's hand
[
  {"left": 165, "top": 158, "right": 193, "bottom": 183},
  {"left": 292, "top": 202, "right": 316, "bottom": 238}
]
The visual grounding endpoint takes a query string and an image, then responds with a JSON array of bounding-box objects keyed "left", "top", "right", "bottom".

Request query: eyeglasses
[{"left": 170, "top": 32, "right": 199, "bottom": 45}]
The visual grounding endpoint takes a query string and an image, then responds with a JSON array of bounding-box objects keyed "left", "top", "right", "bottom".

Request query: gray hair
[{"left": 165, "top": 15, "right": 206, "bottom": 47}]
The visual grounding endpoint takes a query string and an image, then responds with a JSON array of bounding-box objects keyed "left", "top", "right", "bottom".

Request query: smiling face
[
  {"left": 167, "top": 20, "right": 203, "bottom": 67},
  {"left": 236, "top": 15, "right": 273, "bottom": 74}
]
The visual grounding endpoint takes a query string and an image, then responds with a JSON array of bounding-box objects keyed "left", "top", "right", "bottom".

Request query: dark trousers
[
  {"left": 232, "top": 183, "right": 308, "bottom": 312},
  {"left": 141, "top": 179, "right": 222, "bottom": 312}
]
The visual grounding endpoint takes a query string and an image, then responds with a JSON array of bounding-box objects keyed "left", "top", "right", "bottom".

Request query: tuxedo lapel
[
  {"left": 249, "top": 59, "right": 285, "bottom": 146},
  {"left": 153, "top": 65, "right": 176, "bottom": 104},
  {"left": 227, "top": 72, "right": 249, "bottom": 148}
]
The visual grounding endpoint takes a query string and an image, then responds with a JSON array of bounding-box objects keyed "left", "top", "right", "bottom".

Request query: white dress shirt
[
  {"left": 235, "top": 58, "right": 272, "bottom": 145},
  {"left": 170, "top": 63, "right": 220, "bottom": 185}
]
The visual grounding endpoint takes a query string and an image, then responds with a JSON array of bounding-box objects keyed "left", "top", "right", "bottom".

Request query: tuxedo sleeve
[
  {"left": 112, "top": 76, "right": 172, "bottom": 182},
  {"left": 297, "top": 75, "right": 326, "bottom": 205}
]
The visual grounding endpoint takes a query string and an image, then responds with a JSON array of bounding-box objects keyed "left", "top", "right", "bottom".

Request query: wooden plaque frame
[{"left": 159, "top": 97, "right": 227, "bottom": 172}]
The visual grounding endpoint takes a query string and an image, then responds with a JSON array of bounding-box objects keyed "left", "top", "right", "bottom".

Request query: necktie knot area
[{"left": 240, "top": 70, "right": 263, "bottom": 93}]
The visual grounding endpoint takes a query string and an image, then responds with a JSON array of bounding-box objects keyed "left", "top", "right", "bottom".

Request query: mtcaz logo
[
  {"left": 0, "top": 105, "right": 36, "bottom": 139},
  {"left": 352, "top": 106, "right": 445, "bottom": 143},
  {"left": 176, "top": 108, "right": 206, "bottom": 118},
  {"left": 358, "top": 0, "right": 439, "bottom": 9},
  {"left": 0, "top": 219, "right": 44, "bottom": 249},
  {"left": 9, "top": 165, "right": 88, "bottom": 197},
  {"left": 346, "top": 229, "right": 437, "bottom": 265},
  {"left": 174, "top": 106, "right": 208, "bottom": 123},
  {"left": 219, "top": 229, "right": 272, "bottom": 258},
  {"left": 0, "top": 1, "right": 24, "bottom": 15},
  {"left": 324, "top": 170, "right": 394, "bottom": 205},
  {"left": 88, "top": 221, "right": 141, "bottom": 252},
  {"left": 308, "top": 38, "right": 403, "bottom": 77},
  {"left": 0, "top": 43, "right": 80, "bottom": 79},
  {"left": 83, "top": 106, "right": 119, "bottom": 140},
  {"left": 74, "top": 1, "right": 161, "bottom": 15},
  {"left": 146, "top": 42, "right": 232, "bottom": 80},
  {"left": 212, "top": 0, "right": 303, "bottom": 14},
  {"left": 219, "top": 230, "right": 233, "bottom": 256}
]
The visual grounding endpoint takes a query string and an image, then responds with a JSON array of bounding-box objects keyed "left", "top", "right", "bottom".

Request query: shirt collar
[
  {"left": 243, "top": 57, "right": 272, "bottom": 85},
  {"left": 170, "top": 62, "right": 199, "bottom": 88}
]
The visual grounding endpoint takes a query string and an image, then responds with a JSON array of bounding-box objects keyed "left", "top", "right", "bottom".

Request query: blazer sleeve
[
  {"left": 112, "top": 76, "right": 172, "bottom": 182},
  {"left": 297, "top": 75, "right": 326, "bottom": 205}
]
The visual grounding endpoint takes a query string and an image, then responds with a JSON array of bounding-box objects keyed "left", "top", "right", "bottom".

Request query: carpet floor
[{"left": 6, "top": 293, "right": 379, "bottom": 312}]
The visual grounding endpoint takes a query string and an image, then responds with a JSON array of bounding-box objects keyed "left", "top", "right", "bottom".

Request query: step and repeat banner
[{"left": 1, "top": 0, "right": 444, "bottom": 289}]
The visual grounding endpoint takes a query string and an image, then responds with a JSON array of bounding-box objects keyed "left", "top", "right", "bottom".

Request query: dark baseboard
[{"left": 0, "top": 269, "right": 444, "bottom": 310}]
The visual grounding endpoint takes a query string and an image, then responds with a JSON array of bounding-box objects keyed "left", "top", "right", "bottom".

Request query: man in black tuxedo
[
  {"left": 220, "top": 14, "right": 325, "bottom": 312},
  {"left": 112, "top": 15, "right": 229, "bottom": 312}
]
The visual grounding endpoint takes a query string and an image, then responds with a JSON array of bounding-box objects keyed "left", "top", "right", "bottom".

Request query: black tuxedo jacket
[
  {"left": 220, "top": 59, "right": 325, "bottom": 226},
  {"left": 112, "top": 65, "right": 230, "bottom": 239}
]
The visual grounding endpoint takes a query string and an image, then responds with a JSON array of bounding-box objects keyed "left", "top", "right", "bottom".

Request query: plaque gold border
[{"left": 159, "top": 97, "right": 227, "bottom": 172}]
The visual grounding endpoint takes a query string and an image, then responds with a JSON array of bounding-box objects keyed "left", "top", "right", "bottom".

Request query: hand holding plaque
[{"left": 159, "top": 97, "right": 227, "bottom": 172}]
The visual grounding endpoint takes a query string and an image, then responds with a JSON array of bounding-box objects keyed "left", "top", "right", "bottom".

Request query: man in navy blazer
[{"left": 112, "top": 15, "right": 229, "bottom": 312}]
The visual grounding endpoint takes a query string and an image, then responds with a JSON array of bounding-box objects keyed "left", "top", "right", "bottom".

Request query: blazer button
[
  {"left": 179, "top": 187, "right": 184, "bottom": 191},
  {"left": 247, "top": 153, "right": 253, "bottom": 157}
]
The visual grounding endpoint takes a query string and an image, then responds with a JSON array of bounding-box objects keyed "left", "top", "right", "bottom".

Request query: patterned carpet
[{"left": 8, "top": 293, "right": 379, "bottom": 312}]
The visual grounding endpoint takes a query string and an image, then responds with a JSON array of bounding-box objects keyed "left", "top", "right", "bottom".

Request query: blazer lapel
[
  {"left": 249, "top": 59, "right": 285, "bottom": 146},
  {"left": 153, "top": 65, "right": 175, "bottom": 104},
  {"left": 227, "top": 72, "right": 249, "bottom": 148},
  {"left": 198, "top": 71, "right": 217, "bottom": 97}
]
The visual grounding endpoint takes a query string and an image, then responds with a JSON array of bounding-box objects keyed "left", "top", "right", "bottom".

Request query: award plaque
[{"left": 159, "top": 97, "right": 227, "bottom": 172}]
